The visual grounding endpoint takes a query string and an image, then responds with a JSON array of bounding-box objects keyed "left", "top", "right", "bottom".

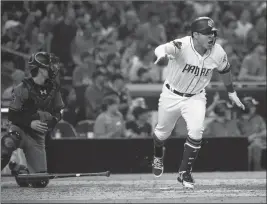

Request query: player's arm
[
  {"left": 8, "top": 85, "right": 39, "bottom": 127},
  {"left": 48, "top": 91, "right": 65, "bottom": 129},
  {"left": 154, "top": 40, "right": 182, "bottom": 66},
  {"left": 217, "top": 53, "right": 245, "bottom": 110}
]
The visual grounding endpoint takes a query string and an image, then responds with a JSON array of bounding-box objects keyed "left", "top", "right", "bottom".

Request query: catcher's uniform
[{"left": 7, "top": 77, "right": 64, "bottom": 173}]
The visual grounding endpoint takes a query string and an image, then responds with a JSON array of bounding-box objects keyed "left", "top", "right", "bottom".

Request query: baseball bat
[{"left": 3, "top": 171, "right": 110, "bottom": 180}]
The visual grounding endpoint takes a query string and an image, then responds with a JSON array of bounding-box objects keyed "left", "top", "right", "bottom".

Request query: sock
[
  {"left": 153, "top": 133, "right": 164, "bottom": 158},
  {"left": 179, "top": 137, "right": 202, "bottom": 172}
]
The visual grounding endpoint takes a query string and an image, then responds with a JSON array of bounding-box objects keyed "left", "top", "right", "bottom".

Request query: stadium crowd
[{"left": 1, "top": 1, "right": 266, "bottom": 139}]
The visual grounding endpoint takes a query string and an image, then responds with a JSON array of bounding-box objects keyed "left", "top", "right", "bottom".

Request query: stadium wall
[{"left": 46, "top": 137, "right": 249, "bottom": 173}]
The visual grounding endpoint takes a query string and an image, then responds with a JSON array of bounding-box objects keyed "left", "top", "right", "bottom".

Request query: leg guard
[
  {"left": 179, "top": 136, "right": 202, "bottom": 172},
  {"left": 9, "top": 161, "right": 30, "bottom": 187},
  {"left": 1, "top": 131, "right": 21, "bottom": 170},
  {"left": 29, "top": 171, "right": 50, "bottom": 188},
  {"left": 10, "top": 161, "right": 49, "bottom": 188}
]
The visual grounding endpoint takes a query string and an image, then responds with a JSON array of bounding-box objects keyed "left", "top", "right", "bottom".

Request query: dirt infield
[{"left": 1, "top": 172, "right": 266, "bottom": 203}]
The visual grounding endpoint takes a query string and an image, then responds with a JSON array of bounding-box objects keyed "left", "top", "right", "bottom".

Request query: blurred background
[{"left": 1, "top": 1, "right": 266, "bottom": 174}]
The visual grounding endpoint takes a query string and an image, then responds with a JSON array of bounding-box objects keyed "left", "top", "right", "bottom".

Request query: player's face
[
  {"left": 196, "top": 32, "right": 216, "bottom": 50},
  {"left": 39, "top": 68, "right": 49, "bottom": 80}
]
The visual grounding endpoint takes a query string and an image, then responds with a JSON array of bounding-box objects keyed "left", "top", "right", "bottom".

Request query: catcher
[{"left": 1, "top": 52, "right": 64, "bottom": 188}]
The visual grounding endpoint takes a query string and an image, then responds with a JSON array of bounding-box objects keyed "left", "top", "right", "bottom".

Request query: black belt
[{"left": 165, "top": 83, "right": 201, "bottom": 97}]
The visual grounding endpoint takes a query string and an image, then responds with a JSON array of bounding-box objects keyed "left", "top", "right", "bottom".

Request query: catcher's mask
[{"left": 28, "top": 52, "right": 60, "bottom": 79}]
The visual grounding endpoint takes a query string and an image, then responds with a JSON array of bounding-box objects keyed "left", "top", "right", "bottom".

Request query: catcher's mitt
[{"left": 37, "top": 111, "right": 57, "bottom": 130}]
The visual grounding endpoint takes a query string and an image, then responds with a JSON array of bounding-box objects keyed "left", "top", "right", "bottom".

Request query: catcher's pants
[
  {"left": 8, "top": 124, "right": 47, "bottom": 173},
  {"left": 154, "top": 82, "right": 207, "bottom": 141}
]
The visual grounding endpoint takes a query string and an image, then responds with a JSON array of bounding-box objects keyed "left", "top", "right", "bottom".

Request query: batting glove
[
  {"left": 154, "top": 53, "right": 174, "bottom": 66},
  {"left": 228, "top": 91, "right": 245, "bottom": 110}
]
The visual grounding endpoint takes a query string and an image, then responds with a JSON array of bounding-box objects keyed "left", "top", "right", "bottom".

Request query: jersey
[
  {"left": 9, "top": 78, "right": 64, "bottom": 118},
  {"left": 164, "top": 36, "right": 230, "bottom": 94}
]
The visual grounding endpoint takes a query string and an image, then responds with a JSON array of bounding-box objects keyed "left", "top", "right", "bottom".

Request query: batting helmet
[
  {"left": 191, "top": 17, "right": 218, "bottom": 35},
  {"left": 28, "top": 52, "right": 60, "bottom": 79}
]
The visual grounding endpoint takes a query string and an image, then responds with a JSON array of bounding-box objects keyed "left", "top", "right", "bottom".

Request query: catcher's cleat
[
  {"left": 152, "top": 147, "right": 165, "bottom": 177},
  {"left": 177, "top": 171, "right": 195, "bottom": 189}
]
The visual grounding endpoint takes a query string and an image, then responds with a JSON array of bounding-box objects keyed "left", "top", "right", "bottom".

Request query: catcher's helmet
[
  {"left": 28, "top": 52, "right": 60, "bottom": 79},
  {"left": 191, "top": 17, "right": 218, "bottom": 35}
]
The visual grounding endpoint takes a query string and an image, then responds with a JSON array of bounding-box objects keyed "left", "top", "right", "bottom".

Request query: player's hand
[
  {"left": 154, "top": 53, "right": 174, "bottom": 66},
  {"left": 30, "top": 120, "right": 48, "bottom": 134},
  {"left": 228, "top": 91, "right": 245, "bottom": 110}
]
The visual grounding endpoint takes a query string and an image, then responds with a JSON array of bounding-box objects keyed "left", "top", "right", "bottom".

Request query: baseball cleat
[
  {"left": 177, "top": 171, "right": 195, "bottom": 189},
  {"left": 152, "top": 147, "right": 165, "bottom": 177}
]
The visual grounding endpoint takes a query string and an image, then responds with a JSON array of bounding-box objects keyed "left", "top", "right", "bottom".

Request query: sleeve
[
  {"left": 217, "top": 49, "right": 231, "bottom": 74},
  {"left": 8, "top": 86, "right": 39, "bottom": 127},
  {"left": 53, "top": 91, "right": 65, "bottom": 111}
]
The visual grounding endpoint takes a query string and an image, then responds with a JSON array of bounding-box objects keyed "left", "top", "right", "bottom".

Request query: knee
[
  {"left": 188, "top": 126, "right": 204, "bottom": 140},
  {"left": 154, "top": 126, "right": 172, "bottom": 141},
  {"left": 1, "top": 131, "right": 21, "bottom": 157}
]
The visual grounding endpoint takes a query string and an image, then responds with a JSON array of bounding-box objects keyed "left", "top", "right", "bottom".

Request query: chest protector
[{"left": 22, "top": 78, "right": 59, "bottom": 112}]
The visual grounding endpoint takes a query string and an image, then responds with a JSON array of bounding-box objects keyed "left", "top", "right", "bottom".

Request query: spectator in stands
[
  {"left": 220, "top": 11, "right": 239, "bottom": 46},
  {"left": 223, "top": 43, "right": 242, "bottom": 81},
  {"left": 135, "top": 68, "right": 153, "bottom": 84},
  {"left": 129, "top": 46, "right": 161, "bottom": 83},
  {"left": 94, "top": 96, "right": 125, "bottom": 138},
  {"left": 2, "top": 69, "right": 25, "bottom": 104},
  {"left": 127, "top": 97, "right": 147, "bottom": 120},
  {"left": 125, "top": 106, "right": 152, "bottom": 138},
  {"left": 84, "top": 70, "right": 109, "bottom": 120},
  {"left": 1, "top": 57, "right": 16, "bottom": 94},
  {"left": 72, "top": 23, "right": 96, "bottom": 67},
  {"left": 237, "top": 97, "right": 266, "bottom": 171},
  {"left": 234, "top": 9, "right": 253, "bottom": 42},
  {"left": 136, "top": 11, "right": 166, "bottom": 47},
  {"left": 238, "top": 43, "right": 266, "bottom": 81},
  {"left": 50, "top": 7, "right": 77, "bottom": 75},
  {"left": 62, "top": 88, "right": 78, "bottom": 126},
  {"left": 203, "top": 100, "right": 241, "bottom": 137},
  {"left": 72, "top": 51, "right": 95, "bottom": 87},
  {"left": 164, "top": 9, "right": 181, "bottom": 42},
  {"left": 118, "top": 10, "right": 139, "bottom": 41},
  {"left": 120, "top": 40, "right": 138, "bottom": 78},
  {"left": 106, "top": 74, "right": 132, "bottom": 119},
  {"left": 246, "top": 17, "right": 266, "bottom": 50}
]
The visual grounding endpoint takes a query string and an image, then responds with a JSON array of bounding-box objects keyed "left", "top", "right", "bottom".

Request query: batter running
[{"left": 152, "top": 17, "right": 245, "bottom": 189}]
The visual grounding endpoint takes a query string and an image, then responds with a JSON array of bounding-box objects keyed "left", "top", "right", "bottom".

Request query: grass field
[{"left": 1, "top": 172, "right": 266, "bottom": 203}]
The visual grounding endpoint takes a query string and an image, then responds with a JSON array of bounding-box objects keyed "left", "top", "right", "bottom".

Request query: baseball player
[
  {"left": 1, "top": 52, "right": 64, "bottom": 188},
  {"left": 152, "top": 17, "right": 245, "bottom": 189}
]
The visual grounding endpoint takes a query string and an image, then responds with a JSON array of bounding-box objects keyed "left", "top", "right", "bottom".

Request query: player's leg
[
  {"left": 1, "top": 127, "right": 22, "bottom": 170},
  {"left": 22, "top": 133, "right": 49, "bottom": 187},
  {"left": 177, "top": 93, "right": 206, "bottom": 189},
  {"left": 153, "top": 86, "right": 183, "bottom": 177}
]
